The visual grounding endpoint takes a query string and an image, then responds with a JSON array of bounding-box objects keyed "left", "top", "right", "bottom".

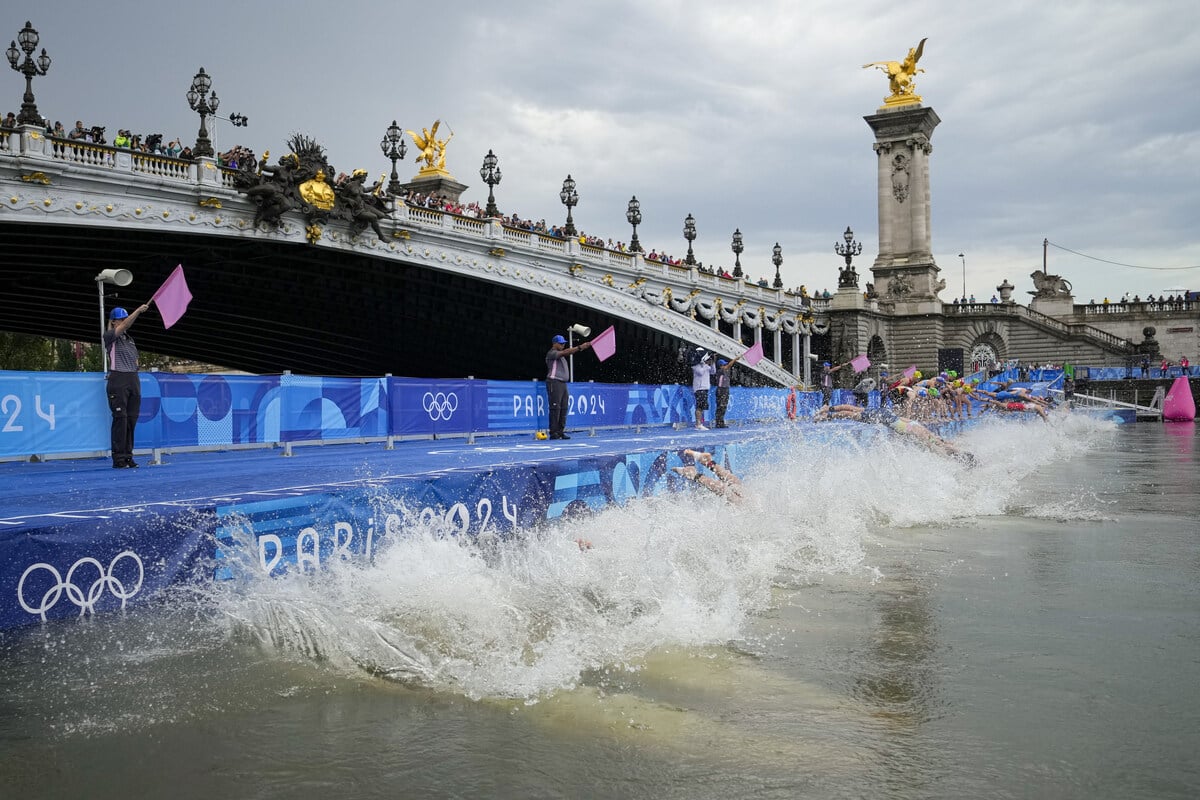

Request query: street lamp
[
  {"left": 626, "top": 196, "right": 642, "bottom": 253},
  {"left": 835, "top": 226, "right": 863, "bottom": 288},
  {"left": 380, "top": 120, "right": 408, "bottom": 196},
  {"left": 683, "top": 213, "right": 697, "bottom": 266},
  {"left": 480, "top": 149, "right": 501, "bottom": 218},
  {"left": 958, "top": 252, "right": 967, "bottom": 300},
  {"left": 731, "top": 228, "right": 744, "bottom": 277},
  {"left": 186, "top": 67, "right": 220, "bottom": 158},
  {"left": 772, "top": 243, "right": 784, "bottom": 289},
  {"left": 560, "top": 175, "right": 578, "bottom": 236},
  {"left": 6, "top": 21, "right": 51, "bottom": 126}
]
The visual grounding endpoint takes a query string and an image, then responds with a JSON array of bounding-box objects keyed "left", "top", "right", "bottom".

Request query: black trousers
[
  {"left": 547, "top": 379, "right": 569, "bottom": 436},
  {"left": 106, "top": 371, "right": 141, "bottom": 465},
  {"left": 715, "top": 387, "right": 730, "bottom": 425}
]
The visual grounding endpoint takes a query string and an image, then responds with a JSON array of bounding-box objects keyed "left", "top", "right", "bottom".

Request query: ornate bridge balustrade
[{"left": 0, "top": 127, "right": 825, "bottom": 385}]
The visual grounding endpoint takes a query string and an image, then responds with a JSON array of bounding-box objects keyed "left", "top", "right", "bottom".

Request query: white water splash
[{"left": 210, "top": 413, "right": 1116, "bottom": 700}]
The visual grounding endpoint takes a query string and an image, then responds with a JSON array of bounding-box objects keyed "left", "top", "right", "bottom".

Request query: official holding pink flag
[
  {"left": 545, "top": 332, "right": 592, "bottom": 439},
  {"left": 103, "top": 302, "right": 151, "bottom": 468}
]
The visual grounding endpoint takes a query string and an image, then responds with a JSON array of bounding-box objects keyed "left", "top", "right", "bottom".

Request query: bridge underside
[{"left": 0, "top": 222, "right": 702, "bottom": 383}]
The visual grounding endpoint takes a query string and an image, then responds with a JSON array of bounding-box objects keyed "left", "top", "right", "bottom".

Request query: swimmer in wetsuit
[
  {"left": 672, "top": 449, "right": 746, "bottom": 503},
  {"left": 813, "top": 404, "right": 976, "bottom": 465}
]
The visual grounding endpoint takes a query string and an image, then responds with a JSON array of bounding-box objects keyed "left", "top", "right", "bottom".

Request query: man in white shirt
[{"left": 691, "top": 350, "right": 716, "bottom": 430}]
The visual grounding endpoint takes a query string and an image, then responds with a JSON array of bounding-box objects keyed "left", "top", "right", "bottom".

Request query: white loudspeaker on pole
[
  {"left": 567, "top": 323, "right": 591, "bottom": 381},
  {"left": 95, "top": 269, "right": 135, "bottom": 373}
]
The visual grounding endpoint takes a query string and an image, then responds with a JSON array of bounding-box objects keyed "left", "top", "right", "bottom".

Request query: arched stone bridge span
[{"left": 0, "top": 131, "right": 824, "bottom": 385}]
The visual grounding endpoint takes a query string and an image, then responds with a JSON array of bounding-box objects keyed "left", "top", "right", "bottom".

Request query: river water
[{"left": 1, "top": 418, "right": 1197, "bottom": 799}]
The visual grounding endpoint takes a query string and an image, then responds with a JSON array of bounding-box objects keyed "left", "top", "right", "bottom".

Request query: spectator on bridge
[
  {"left": 103, "top": 303, "right": 152, "bottom": 468},
  {"left": 113, "top": 129, "right": 132, "bottom": 148},
  {"left": 969, "top": 294, "right": 976, "bottom": 303},
  {"left": 545, "top": 333, "right": 592, "bottom": 440},
  {"left": 991, "top": 294, "right": 998, "bottom": 303},
  {"left": 67, "top": 120, "right": 87, "bottom": 140},
  {"left": 1, "top": 111, "right": 15, "bottom": 129}
]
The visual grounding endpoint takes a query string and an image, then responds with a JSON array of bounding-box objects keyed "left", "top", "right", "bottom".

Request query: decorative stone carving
[
  {"left": 1029, "top": 269, "right": 1072, "bottom": 297},
  {"left": 891, "top": 153, "right": 911, "bottom": 203}
]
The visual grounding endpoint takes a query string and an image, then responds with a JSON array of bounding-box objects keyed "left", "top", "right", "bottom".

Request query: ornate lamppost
[
  {"left": 731, "top": 228, "right": 744, "bottom": 277},
  {"left": 560, "top": 175, "right": 578, "bottom": 236},
  {"left": 6, "top": 21, "right": 51, "bottom": 126},
  {"left": 380, "top": 120, "right": 408, "bottom": 196},
  {"left": 186, "top": 67, "right": 219, "bottom": 158},
  {"left": 626, "top": 196, "right": 642, "bottom": 253},
  {"left": 480, "top": 149, "right": 502, "bottom": 218},
  {"left": 683, "top": 213, "right": 697, "bottom": 265},
  {"left": 836, "top": 226, "right": 863, "bottom": 288},
  {"left": 772, "top": 243, "right": 784, "bottom": 289}
]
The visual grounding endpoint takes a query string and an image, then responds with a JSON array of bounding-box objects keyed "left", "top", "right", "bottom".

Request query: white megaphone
[
  {"left": 96, "top": 268, "right": 133, "bottom": 286},
  {"left": 569, "top": 323, "right": 591, "bottom": 338}
]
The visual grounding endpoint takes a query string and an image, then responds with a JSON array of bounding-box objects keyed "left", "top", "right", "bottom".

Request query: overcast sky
[{"left": 10, "top": 1, "right": 1199, "bottom": 301}]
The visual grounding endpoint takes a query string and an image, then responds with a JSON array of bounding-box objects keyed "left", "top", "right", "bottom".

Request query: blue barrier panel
[
  {"left": 390, "top": 378, "right": 476, "bottom": 436},
  {"left": 280, "top": 374, "right": 388, "bottom": 442},
  {"left": 1, "top": 510, "right": 211, "bottom": 627},
  {"left": 0, "top": 371, "right": 108, "bottom": 455}
]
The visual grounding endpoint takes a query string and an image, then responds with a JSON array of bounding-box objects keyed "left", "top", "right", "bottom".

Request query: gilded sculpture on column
[
  {"left": 406, "top": 120, "right": 455, "bottom": 178},
  {"left": 864, "top": 38, "right": 927, "bottom": 107}
]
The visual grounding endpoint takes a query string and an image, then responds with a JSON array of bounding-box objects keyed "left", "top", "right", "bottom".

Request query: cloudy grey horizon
[{"left": 8, "top": 1, "right": 1198, "bottom": 302}]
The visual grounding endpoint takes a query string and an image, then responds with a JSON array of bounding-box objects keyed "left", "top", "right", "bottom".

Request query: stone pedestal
[
  {"left": 864, "top": 105, "right": 942, "bottom": 315},
  {"left": 401, "top": 174, "right": 468, "bottom": 203},
  {"left": 1029, "top": 295, "right": 1074, "bottom": 319},
  {"left": 830, "top": 285, "right": 865, "bottom": 310}
]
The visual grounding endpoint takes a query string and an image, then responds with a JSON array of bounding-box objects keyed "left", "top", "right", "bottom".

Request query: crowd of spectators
[{"left": 1090, "top": 291, "right": 1194, "bottom": 307}]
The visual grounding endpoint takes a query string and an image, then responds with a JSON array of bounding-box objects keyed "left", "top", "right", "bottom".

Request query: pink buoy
[{"left": 1163, "top": 376, "right": 1196, "bottom": 422}]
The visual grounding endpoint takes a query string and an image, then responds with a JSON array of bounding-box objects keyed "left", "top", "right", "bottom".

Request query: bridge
[{"left": 0, "top": 128, "right": 822, "bottom": 386}]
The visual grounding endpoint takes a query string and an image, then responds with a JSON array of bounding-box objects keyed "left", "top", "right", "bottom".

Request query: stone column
[{"left": 864, "top": 105, "right": 942, "bottom": 315}]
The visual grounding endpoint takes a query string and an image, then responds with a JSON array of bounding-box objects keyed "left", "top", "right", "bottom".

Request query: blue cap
[
  {"left": 109, "top": 307, "right": 129, "bottom": 320},
  {"left": 823, "top": 361, "right": 831, "bottom": 367},
  {"left": 718, "top": 359, "right": 728, "bottom": 367},
  {"left": 552, "top": 334, "right": 566, "bottom": 344}
]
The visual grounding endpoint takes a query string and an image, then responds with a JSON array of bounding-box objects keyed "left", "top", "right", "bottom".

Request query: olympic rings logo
[
  {"left": 422, "top": 391, "right": 459, "bottom": 421},
  {"left": 17, "top": 551, "right": 145, "bottom": 620}
]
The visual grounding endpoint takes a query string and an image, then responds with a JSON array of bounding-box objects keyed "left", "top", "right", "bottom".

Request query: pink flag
[
  {"left": 591, "top": 325, "right": 616, "bottom": 362},
  {"left": 850, "top": 354, "right": 871, "bottom": 373},
  {"left": 151, "top": 265, "right": 192, "bottom": 329},
  {"left": 742, "top": 341, "right": 764, "bottom": 366},
  {"left": 902, "top": 365, "right": 917, "bottom": 381}
]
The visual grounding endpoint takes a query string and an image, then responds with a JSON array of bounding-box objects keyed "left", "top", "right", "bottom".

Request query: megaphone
[
  {"left": 807, "top": 353, "right": 819, "bottom": 361},
  {"left": 569, "top": 323, "right": 591, "bottom": 338},
  {"left": 96, "top": 268, "right": 133, "bottom": 286}
]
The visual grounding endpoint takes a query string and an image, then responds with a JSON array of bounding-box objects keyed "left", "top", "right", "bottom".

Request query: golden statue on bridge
[
  {"left": 407, "top": 120, "right": 455, "bottom": 178},
  {"left": 864, "top": 38, "right": 927, "bottom": 107}
]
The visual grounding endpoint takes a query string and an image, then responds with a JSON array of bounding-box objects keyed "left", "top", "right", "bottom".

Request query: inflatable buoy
[
  {"left": 786, "top": 387, "right": 798, "bottom": 420},
  {"left": 535, "top": 430, "right": 549, "bottom": 440}
]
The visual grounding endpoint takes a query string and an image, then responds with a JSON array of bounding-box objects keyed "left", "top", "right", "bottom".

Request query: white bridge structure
[{"left": 0, "top": 127, "right": 827, "bottom": 385}]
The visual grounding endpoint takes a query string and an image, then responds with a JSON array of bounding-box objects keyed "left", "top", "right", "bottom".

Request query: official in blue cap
[
  {"left": 545, "top": 331, "right": 592, "bottom": 439},
  {"left": 714, "top": 353, "right": 742, "bottom": 428},
  {"left": 103, "top": 301, "right": 151, "bottom": 468}
]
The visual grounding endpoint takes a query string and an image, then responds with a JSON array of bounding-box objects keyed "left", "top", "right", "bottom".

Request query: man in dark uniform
[
  {"left": 714, "top": 355, "right": 741, "bottom": 428},
  {"left": 545, "top": 333, "right": 592, "bottom": 440},
  {"left": 103, "top": 303, "right": 150, "bottom": 468}
]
